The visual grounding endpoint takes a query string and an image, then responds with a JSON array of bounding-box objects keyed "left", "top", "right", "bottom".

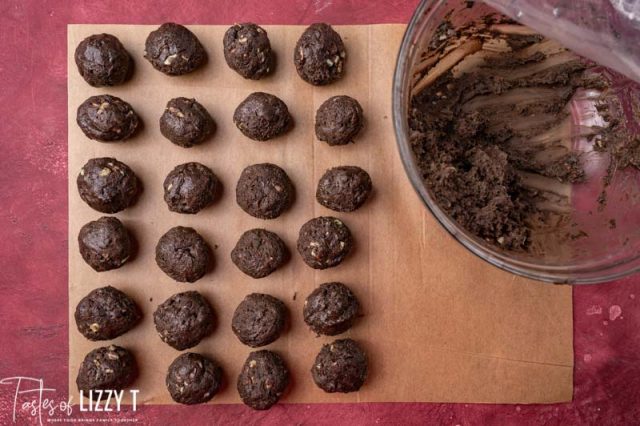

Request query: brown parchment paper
[{"left": 68, "top": 24, "right": 573, "bottom": 405}]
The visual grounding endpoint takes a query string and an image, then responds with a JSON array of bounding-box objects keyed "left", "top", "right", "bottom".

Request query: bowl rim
[{"left": 391, "top": 0, "right": 640, "bottom": 285}]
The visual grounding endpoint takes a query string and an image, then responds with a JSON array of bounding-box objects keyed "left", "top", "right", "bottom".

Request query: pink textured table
[{"left": 0, "top": 0, "right": 639, "bottom": 424}]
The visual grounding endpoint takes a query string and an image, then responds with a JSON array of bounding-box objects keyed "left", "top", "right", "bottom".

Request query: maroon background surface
[{"left": 0, "top": 0, "right": 639, "bottom": 424}]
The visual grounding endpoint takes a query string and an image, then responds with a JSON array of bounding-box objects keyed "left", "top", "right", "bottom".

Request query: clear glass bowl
[{"left": 393, "top": 0, "right": 640, "bottom": 284}]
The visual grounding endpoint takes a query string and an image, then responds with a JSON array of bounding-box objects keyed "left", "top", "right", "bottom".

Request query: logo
[{"left": 0, "top": 376, "right": 139, "bottom": 425}]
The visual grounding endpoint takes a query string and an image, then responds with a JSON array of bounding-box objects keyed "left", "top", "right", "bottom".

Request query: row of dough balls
[
  {"left": 76, "top": 91, "right": 364, "bottom": 147},
  {"left": 76, "top": 22, "right": 347, "bottom": 85}
]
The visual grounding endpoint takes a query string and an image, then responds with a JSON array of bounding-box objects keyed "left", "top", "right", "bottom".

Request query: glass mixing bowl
[{"left": 393, "top": 0, "right": 640, "bottom": 284}]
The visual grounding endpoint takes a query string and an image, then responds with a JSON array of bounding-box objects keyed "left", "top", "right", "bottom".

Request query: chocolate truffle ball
[
  {"left": 294, "top": 23, "right": 346, "bottom": 86},
  {"left": 77, "top": 157, "right": 140, "bottom": 213},
  {"left": 232, "top": 293, "right": 287, "bottom": 347},
  {"left": 78, "top": 216, "right": 133, "bottom": 272},
  {"left": 297, "top": 216, "right": 353, "bottom": 269},
  {"left": 316, "top": 166, "right": 372, "bottom": 212},
  {"left": 77, "top": 94, "right": 139, "bottom": 142},
  {"left": 163, "top": 162, "right": 220, "bottom": 214},
  {"left": 74, "top": 34, "right": 132, "bottom": 87},
  {"left": 153, "top": 291, "right": 215, "bottom": 350},
  {"left": 233, "top": 92, "right": 292, "bottom": 141},
  {"left": 144, "top": 23, "right": 207, "bottom": 76},
  {"left": 76, "top": 345, "right": 138, "bottom": 395},
  {"left": 231, "top": 229, "right": 288, "bottom": 278},
  {"left": 315, "top": 96, "right": 363, "bottom": 146},
  {"left": 159, "top": 97, "right": 215, "bottom": 147},
  {"left": 74, "top": 286, "right": 141, "bottom": 341},
  {"left": 223, "top": 23, "right": 273, "bottom": 80},
  {"left": 155, "top": 226, "right": 211, "bottom": 282},
  {"left": 303, "top": 282, "right": 359, "bottom": 336},
  {"left": 236, "top": 163, "right": 294, "bottom": 219},
  {"left": 166, "top": 352, "right": 223, "bottom": 405},
  {"left": 311, "top": 338, "right": 368, "bottom": 393},
  {"left": 237, "top": 350, "right": 289, "bottom": 410}
]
